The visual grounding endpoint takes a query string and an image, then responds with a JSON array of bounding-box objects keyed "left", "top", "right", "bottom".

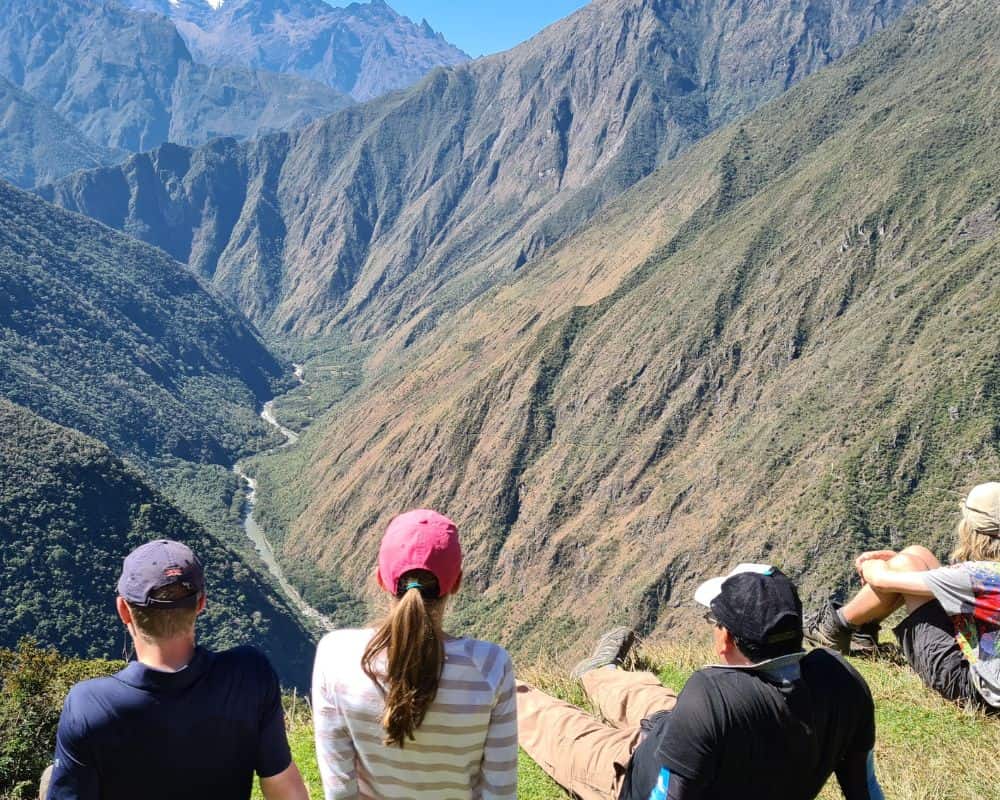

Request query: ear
[
  {"left": 196, "top": 593, "right": 207, "bottom": 615},
  {"left": 116, "top": 596, "right": 132, "bottom": 626},
  {"left": 712, "top": 624, "right": 734, "bottom": 660},
  {"left": 375, "top": 567, "right": 388, "bottom": 592},
  {"left": 449, "top": 570, "right": 463, "bottom": 596}
]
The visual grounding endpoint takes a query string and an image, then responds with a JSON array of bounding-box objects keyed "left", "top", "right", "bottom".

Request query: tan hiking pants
[{"left": 516, "top": 669, "right": 678, "bottom": 800}]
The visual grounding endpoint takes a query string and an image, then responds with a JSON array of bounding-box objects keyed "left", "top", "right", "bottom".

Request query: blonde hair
[
  {"left": 127, "top": 584, "right": 201, "bottom": 643},
  {"left": 361, "top": 571, "right": 445, "bottom": 747},
  {"left": 950, "top": 517, "right": 1000, "bottom": 563}
]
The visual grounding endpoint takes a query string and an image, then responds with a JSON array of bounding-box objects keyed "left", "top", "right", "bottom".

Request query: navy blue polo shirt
[{"left": 48, "top": 646, "right": 291, "bottom": 800}]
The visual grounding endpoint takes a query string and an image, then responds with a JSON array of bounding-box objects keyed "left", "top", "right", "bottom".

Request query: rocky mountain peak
[
  {"left": 0, "top": 0, "right": 351, "bottom": 161},
  {"left": 124, "top": 0, "right": 470, "bottom": 100}
]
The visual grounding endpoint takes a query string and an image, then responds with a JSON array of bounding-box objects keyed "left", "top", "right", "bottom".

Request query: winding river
[{"left": 233, "top": 366, "right": 334, "bottom": 632}]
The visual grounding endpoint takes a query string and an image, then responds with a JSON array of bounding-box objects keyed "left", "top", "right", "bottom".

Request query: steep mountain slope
[
  {"left": 126, "top": 0, "right": 469, "bottom": 101},
  {"left": 0, "top": 399, "right": 314, "bottom": 686},
  {"left": 0, "top": 178, "right": 285, "bottom": 470},
  {"left": 0, "top": 0, "right": 350, "bottom": 155},
  {"left": 0, "top": 76, "right": 118, "bottom": 188},
  {"left": 250, "top": 0, "right": 1000, "bottom": 656},
  {"left": 43, "top": 0, "right": 921, "bottom": 337}
]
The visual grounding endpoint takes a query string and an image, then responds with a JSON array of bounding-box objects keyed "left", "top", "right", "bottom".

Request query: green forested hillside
[
  {"left": 0, "top": 178, "right": 287, "bottom": 468},
  {"left": 0, "top": 399, "right": 314, "bottom": 686},
  {"left": 0, "top": 178, "right": 310, "bottom": 664}
]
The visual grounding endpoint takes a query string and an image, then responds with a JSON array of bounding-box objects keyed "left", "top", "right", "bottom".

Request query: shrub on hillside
[{"left": 0, "top": 639, "right": 120, "bottom": 799}]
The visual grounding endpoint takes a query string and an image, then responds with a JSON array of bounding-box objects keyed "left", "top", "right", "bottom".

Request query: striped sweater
[{"left": 312, "top": 628, "right": 518, "bottom": 800}]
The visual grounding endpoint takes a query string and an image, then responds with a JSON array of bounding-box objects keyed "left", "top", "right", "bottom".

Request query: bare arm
[
  {"left": 854, "top": 551, "right": 897, "bottom": 573},
  {"left": 260, "top": 763, "right": 310, "bottom": 800},
  {"left": 859, "top": 561, "right": 934, "bottom": 596}
]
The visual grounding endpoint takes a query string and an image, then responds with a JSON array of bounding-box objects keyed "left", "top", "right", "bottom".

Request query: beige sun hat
[{"left": 961, "top": 482, "right": 1000, "bottom": 538}]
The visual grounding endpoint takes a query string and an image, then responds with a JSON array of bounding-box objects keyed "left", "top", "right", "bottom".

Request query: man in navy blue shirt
[{"left": 45, "top": 540, "right": 309, "bottom": 800}]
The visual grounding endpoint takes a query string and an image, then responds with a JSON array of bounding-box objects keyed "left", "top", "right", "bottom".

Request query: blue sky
[{"left": 326, "top": 1, "right": 591, "bottom": 57}]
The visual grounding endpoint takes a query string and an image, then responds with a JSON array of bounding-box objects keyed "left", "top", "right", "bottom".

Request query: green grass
[{"left": 263, "top": 642, "right": 1000, "bottom": 800}]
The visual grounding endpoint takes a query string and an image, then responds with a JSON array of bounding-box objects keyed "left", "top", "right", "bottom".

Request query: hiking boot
[
  {"left": 571, "top": 627, "right": 636, "bottom": 678},
  {"left": 804, "top": 600, "right": 853, "bottom": 654},
  {"left": 804, "top": 600, "right": 881, "bottom": 658},
  {"left": 848, "top": 621, "right": 881, "bottom": 658}
]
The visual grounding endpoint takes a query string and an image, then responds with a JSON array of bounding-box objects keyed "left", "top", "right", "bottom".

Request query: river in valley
[{"left": 233, "top": 365, "right": 333, "bottom": 632}]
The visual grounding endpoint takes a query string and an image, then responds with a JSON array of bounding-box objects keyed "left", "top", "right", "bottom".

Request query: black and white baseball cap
[{"left": 695, "top": 563, "right": 803, "bottom": 649}]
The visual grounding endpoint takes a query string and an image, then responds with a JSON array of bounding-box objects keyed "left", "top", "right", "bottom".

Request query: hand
[
  {"left": 859, "top": 558, "right": 890, "bottom": 587},
  {"left": 855, "top": 550, "right": 896, "bottom": 578}
]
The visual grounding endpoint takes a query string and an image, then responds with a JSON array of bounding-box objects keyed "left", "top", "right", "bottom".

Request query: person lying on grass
[
  {"left": 806, "top": 481, "right": 1000, "bottom": 715},
  {"left": 517, "top": 564, "right": 884, "bottom": 800}
]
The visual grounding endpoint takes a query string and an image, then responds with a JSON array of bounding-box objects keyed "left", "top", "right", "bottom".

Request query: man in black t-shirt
[
  {"left": 517, "top": 564, "right": 884, "bottom": 800},
  {"left": 44, "top": 540, "right": 309, "bottom": 800}
]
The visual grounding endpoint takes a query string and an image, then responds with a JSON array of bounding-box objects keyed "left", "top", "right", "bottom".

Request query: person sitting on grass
[
  {"left": 311, "top": 509, "right": 518, "bottom": 799},
  {"left": 517, "top": 564, "right": 884, "bottom": 800},
  {"left": 45, "top": 539, "right": 309, "bottom": 800},
  {"left": 806, "top": 481, "right": 1000, "bottom": 714}
]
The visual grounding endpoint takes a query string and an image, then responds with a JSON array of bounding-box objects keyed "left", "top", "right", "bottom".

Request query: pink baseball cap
[{"left": 377, "top": 509, "right": 462, "bottom": 597}]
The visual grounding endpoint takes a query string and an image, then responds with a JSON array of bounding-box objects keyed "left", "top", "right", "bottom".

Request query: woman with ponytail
[{"left": 312, "top": 509, "right": 518, "bottom": 799}]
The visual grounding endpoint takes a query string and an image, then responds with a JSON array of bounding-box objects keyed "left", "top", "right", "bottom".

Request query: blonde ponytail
[{"left": 361, "top": 572, "right": 445, "bottom": 747}]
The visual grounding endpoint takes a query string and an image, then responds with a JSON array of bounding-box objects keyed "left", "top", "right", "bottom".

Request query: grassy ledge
[{"left": 261, "top": 641, "right": 1000, "bottom": 800}]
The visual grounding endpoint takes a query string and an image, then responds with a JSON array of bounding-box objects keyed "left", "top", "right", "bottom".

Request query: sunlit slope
[{"left": 257, "top": 0, "right": 1000, "bottom": 656}]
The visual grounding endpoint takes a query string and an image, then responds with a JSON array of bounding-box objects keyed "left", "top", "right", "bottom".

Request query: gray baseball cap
[
  {"left": 117, "top": 540, "right": 204, "bottom": 608},
  {"left": 962, "top": 482, "right": 1000, "bottom": 538}
]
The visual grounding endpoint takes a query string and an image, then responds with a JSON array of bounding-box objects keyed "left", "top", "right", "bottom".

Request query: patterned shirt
[
  {"left": 923, "top": 561, "right": 1000, "bottom": 708},
  {"left": 312, "top": 629, "right": 518, "bottom": 800}
]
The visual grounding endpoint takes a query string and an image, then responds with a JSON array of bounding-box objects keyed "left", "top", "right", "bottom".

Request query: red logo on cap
[{"left": 164, "top": 567, "right": 183, "bottom": 578}]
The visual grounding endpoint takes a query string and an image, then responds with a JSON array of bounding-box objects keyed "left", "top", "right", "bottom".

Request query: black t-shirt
[
  {"left": 48, "top": 646, "right": 291, "bottom": 800},
  {"left": 621, "top": 650, "right": 875, "bottom": 800}
]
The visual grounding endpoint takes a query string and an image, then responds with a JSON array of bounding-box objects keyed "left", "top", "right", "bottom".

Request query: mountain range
[
  {"left": 244, "top": 0, "right": 1000, "bottom": 654},
  {"left": 43, "top": 0, "right": 922, "bottom": 337},
  {"left": 0, "top": 0, "right": 352, "bottom": 156},
  {"left": 5, "top": 0, "right": 1000, "bottom": 670},
  {"left": 125, "top": 0, "right": 470, "bottom": 101}
]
